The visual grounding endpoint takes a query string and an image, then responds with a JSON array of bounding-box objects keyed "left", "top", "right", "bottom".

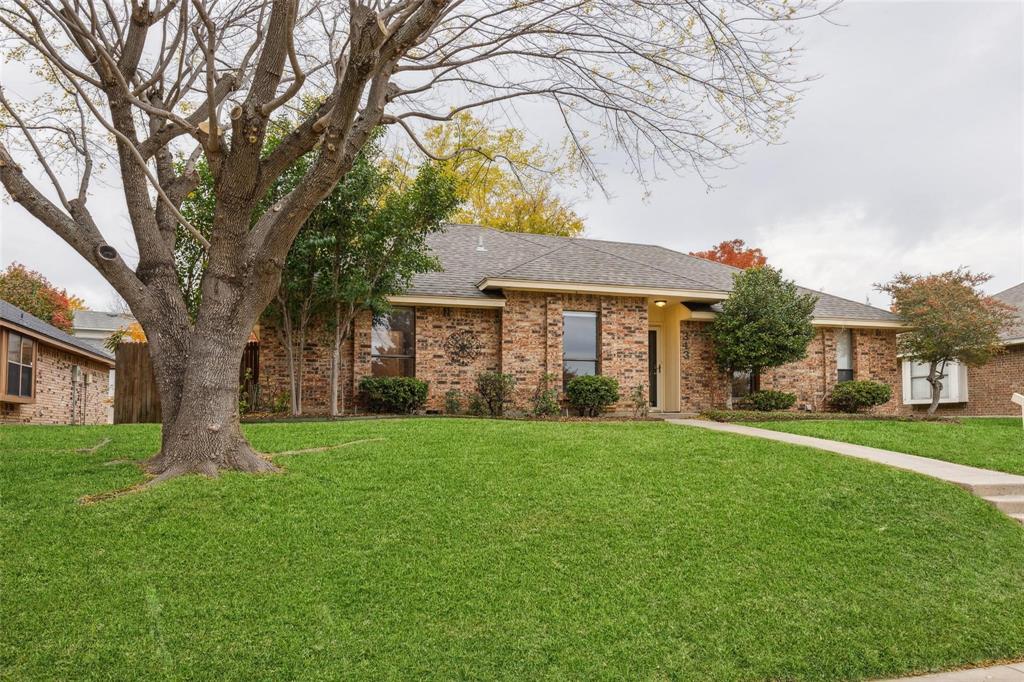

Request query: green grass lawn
[
  {"left": 3, "top": 419, "right": 1024, "bottom": 681},
  {"left": 750, "top": 418, "right": 1024, "bottom": 476}
]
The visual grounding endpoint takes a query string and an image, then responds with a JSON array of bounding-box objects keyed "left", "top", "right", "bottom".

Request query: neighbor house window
[
  {"left": 563, "top": 311, "right": 598, "bottom": 386},
  {"left": 836, "top": 329, "right": 854, "bottom": 383},
  {"left": 370, "top": 308, "right": 415, "bottom": 377},
  {"left": 3, "top": 331, "right": 35, "bottom": 400},
  {"left": 900, "top": 359, "right": 968, "bottom": 405},
  {"left": 731, "top": 369, "right": 759, "bottom": 398}
]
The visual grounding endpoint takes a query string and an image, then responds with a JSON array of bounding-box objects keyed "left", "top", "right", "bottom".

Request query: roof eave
[
  {"left": 0, "top": 319, "right": 115, "bottom": 366},
  {"left": 476, "top": 277, "right": 729, "bottom": 301}
]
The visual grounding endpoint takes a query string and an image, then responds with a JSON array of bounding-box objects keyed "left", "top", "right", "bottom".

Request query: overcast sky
[{"left": 1, "top": 1, "right": 1022, "bottom": 310}]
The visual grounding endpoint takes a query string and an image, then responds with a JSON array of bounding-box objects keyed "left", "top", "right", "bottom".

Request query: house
[
  {"left": 71, "top": 309, "right": 136, "bottom": 351},
  {"left": 259, "top": 224, "right": 907, "bottom": 415},
  {"left": 900, "top": 282, "right": 1023, "bottom": 416},
  {"left": 0, "top": 300, "right": 114, "bottom": 424}
]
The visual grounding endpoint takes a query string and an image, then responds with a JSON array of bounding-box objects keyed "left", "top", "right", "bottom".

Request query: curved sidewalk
[{"left": 667, "top": 419, "right": 1024, "bottom": 524}]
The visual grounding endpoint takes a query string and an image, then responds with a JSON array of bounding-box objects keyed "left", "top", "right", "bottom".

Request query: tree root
[
  {"left": 272, "top": 438, "right": 385, "bottom": 456},
  {"left": 76, "top": 438, "right": 111, "bottom": 454}
]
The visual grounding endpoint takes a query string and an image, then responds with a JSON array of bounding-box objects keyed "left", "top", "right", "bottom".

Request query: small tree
[
  {"left": 710, "top": 267, "right": 818, "bottom": 408},
  {"left": 877, "top": 269, "right": 1014, "bottom": 414}
]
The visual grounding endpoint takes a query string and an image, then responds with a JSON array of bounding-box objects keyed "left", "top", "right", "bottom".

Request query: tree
[
  {"left": 877, "top": 269, "right": 1014, "bottom": 414},
  {"left": 0, "top": 263, "right": 79, "bottom": 331},
  {"left": 0, "top": 0, "right": 827, "bottom": 479},
  {"left": 690, "top": 239, "right": 767, "bottom": 269},
  {"left": 402, "top": 112, "right": 585, "bottom": 236},
  {"left": 709, "top": 266, "right": 818, "bottom": 407}
]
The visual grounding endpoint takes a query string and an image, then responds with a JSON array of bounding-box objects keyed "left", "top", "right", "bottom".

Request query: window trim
[
  {"left": 901, "top": 359, "right": 968, "bottom": 405},
  {"left": 562, "top": 310, "right": 599, "bottom": 386},
  {"left": 370, "top": 307, "right": 417, "bottom": 378},
  {"left": 1, "top": 329, "right": 37, "bottom": 404}
]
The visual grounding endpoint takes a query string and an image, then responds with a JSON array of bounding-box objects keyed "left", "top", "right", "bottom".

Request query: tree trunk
[
  {"left": 329, "top": 304, "right": 356, "bottom": 417},
  {"left": 143, "top": 331, "right": 278, "bottom": 480},
  {"left": 926, "top": 360, "right": 944, "bottom": 415}
]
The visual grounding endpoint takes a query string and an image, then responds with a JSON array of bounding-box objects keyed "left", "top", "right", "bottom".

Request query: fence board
[{"left": 114, "top": 341, "right": 259, "bottom": 424}]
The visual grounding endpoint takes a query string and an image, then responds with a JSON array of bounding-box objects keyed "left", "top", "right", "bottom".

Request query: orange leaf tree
[
  {"left": 0, "top": 263, "right": 79, "bottom": 332},
  {"left": 690, "top": 239, "right": 767, "bottom": 269}
]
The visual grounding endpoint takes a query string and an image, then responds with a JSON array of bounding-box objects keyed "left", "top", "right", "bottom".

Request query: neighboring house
[
  {"left": 901, "top": 282, "right": 1023, "bottom": 416},
  {"left": 260, "top": 224, "right": 906, "bottom": 415},
  {"left": 72, "top": 309, "right": 136, "bottom": 351},
  {"left": 1, "top": 300, "right": 114, "bottom": 424}
]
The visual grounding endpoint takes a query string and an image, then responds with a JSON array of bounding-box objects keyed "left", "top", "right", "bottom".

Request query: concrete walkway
[
  {"left": 666, "top": 419, "right": 1024, "bottom": 524},
  {"left": 876, "top": 662, "right": 1024, "bottom": 681}
]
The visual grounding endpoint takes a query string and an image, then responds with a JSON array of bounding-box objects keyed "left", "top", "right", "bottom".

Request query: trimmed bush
[
  {"left": 467, "top": 394, "right": 487, "bottom": 417},
  {"left": 738, "top": 390, "right": 797, "bottom": 412},
  {"left": 830, "top": 380, "right": 892, "bottom": 413},
  {"left": 359, "top": 376, "right": 429, "bottom": 414},
  {"left": 476, "top": 372, "right": 516, "bottom": 417},
  {"left": 566, "top": 375, "right": 620, "bottom": 417}
]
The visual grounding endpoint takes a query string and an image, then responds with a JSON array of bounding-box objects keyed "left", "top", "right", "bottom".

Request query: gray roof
[
  {"left": 994, "top": 282, "right": 1024, "bottom": 341},
  {"left": 73, "top": 309, "right": 135, "bottom": 332},
  {"left": 410, "top": 224, "right": 902, "bottom": 323},
  {"left": 0, "top": 300, "right": 114, "bottom": 363}
]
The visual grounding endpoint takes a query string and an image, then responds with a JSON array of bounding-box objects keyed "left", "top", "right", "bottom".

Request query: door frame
[{"left": 648, "top": 325, "right": 665, "bottom": 411}]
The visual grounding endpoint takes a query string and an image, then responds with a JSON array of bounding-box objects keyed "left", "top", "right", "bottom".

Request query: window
[
  {"left": 563, "top": 311, "right": 598, "bottom": 386},
  {"left": 731, "top": 369, "right": 759, "bottom": 398},
  {"left": 371, "top": 308, "right": 415, "bottom": 377},
  {"left": 836, "top": 329, "right": 854, "bottom": 383},
  {"left": 4, "top": 332, "right": 35, "bottom": 400},
  {"left": 901, "top": 359, "right": 968, "bottom": 405}
]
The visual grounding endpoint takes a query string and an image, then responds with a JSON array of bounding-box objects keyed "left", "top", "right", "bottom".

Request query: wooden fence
[{"left": 114, "top": 341, "right": 259, "bottom": 424}]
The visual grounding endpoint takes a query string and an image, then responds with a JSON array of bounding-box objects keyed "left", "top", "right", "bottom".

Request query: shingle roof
[
  {"left": 409, "top": 224, "right": 902, "bottom": 323},
  {"left": 993, "top": 282, "right": 1024, "bottom": 342},
  {"left": 0, "top": 300, "right": 115, "bottom": 363},
  {"left": 73, "top": 309, "right": 135, "bottom": 332}
]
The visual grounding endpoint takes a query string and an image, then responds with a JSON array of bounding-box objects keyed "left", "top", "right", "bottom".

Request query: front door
[{"left": 648, "top": 329, "right": 659, "bottom": 408}]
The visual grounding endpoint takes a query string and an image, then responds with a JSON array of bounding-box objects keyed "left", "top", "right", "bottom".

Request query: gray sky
[{"left": 1, "top": 1, "right": 1022, "bottom": 310}]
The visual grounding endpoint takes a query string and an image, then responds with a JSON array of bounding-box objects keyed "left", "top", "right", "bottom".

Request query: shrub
[
  {"left": 467, "top": 394, "right": 487, "bottom": 417},
  {"left": 475, "top": 372, "right": 516, "bottom": 417},
  {"left": 359, "top": 376, "right": 429, "bottom": 414},
  {"left": 829, "top": 380, "right": 893, "bottom": 413},
  {"left": 444, "top": 389, "right": 463, "bottom": 415},
  {"left": 738, "top": 390, "right": 796, "bottom": 412},
  {"left": 566, "top": 375, "right": 620, "bottom": 417},
  {"left": 531, "top": 373, "right": 560, "bottom": 417},
  {"left": 630, "top": 383, "right": 649, "bottom": 418}
]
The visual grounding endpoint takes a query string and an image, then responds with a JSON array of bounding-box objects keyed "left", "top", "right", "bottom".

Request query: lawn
[
  {"left": 3, "top": 419, "right": 1024, "bottom": 681},
  {"left": 750, "top": 418, "right": 1024, "bottom": 476}
]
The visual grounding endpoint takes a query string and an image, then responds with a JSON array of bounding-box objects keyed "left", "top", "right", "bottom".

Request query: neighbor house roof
[
  {"left": 993, "top": 282, "right": 1024, "bottom": 344},
  {"left": 404, "top": 224, "right": 903, "bottom": 326},
  {"left": 0, "top": 300, "right": 115, "bottom": 365},
  {"left": 73, "top": 309, "right": 135, "bottom": 333}
]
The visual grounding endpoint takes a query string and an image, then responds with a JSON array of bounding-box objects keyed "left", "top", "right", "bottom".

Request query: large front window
[
  {"left": 4, "top": 332, "right": 35, "bottom": 400},
  {"left": 907, "top": 360, "right": 951, "bottom": 401},
  {"left": 563, "top": 311, "right": 598, "bottom": 386},
  {"left": 371, "top": 308, "right": 415, "bottom": 377},
  {"left": 731, "top": 369, "right": 759, "bottom": 398}
]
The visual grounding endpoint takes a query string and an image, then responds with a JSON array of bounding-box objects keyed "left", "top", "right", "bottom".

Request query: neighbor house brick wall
[
  {"left": 0, "top": 343, "right": 111, "bottom": 425},
  {"left": 910, "top": 344, "right": 1024, "bottom": 416}
]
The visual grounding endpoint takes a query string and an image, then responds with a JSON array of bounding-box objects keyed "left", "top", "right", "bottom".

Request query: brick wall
[
  {"left": 259, "top": 321, "right": 356, "bottom": 414},
  {"left": 414, "top": 306, "right": 501, "bottom": 411},
  {"left": 910, "top": 344, "right": 1024, "bottom": 416},
  {"left": 0, "top": 343, "right": 111, "bottom": 425},
  {"left": 678, "top": 321, "right": 728, "bottom": 412}
]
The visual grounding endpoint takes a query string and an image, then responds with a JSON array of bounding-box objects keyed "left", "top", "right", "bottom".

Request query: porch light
[{"left": 654, "top": 300, "right": 667, "bottom": 307}]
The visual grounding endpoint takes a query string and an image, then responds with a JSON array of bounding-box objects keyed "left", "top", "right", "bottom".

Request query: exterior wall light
[{"left": 654, "top": 300, "right": 667, "bottom": 307}]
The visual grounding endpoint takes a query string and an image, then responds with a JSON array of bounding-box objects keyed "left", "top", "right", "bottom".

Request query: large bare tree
[{"left": 0, "top": 0, "right": 828, "bottom": 479}]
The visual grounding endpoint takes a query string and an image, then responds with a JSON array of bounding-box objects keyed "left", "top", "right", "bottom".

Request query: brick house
[
  {"left": 260, "top": 225, "right": 908, "bottom": 415},
  {"left": 0, "top": 300, "right": 114, "bottom": 425},
  {"left": 900, "top": 282, "right": 1023, "bottom": 417}
]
